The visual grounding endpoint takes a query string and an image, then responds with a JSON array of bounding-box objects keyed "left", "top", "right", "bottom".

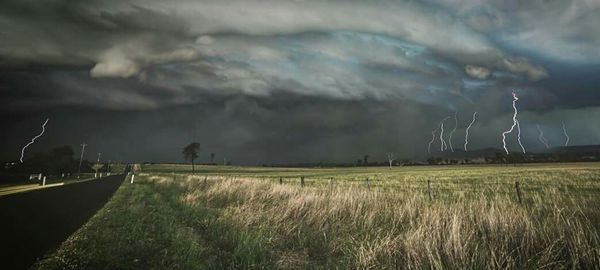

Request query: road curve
[{"left": 0, "top": 174, "right": 126, "bottom": 269}]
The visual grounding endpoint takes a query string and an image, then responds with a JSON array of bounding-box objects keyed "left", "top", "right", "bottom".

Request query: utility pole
[{"left": 77, "top": 143, "right": 87, "bottom": 179}]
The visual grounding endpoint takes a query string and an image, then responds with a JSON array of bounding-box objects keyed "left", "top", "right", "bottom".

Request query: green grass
[{"left": 34, "top": 163, "right": 600, "bottom": 269}]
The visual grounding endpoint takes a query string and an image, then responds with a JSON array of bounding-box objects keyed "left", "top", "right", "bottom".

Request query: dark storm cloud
[
  {"left": 0, "top": 0, "right": 551, "bottom": 107},
  {"left": 1, "top": 0, "right": 600, "bottom": 163},
  {"left": 427, "top": 0, "right": 600, "bottom": 62}
]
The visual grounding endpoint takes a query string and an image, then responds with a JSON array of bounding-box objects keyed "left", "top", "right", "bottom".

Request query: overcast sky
[{"left": 1, "top": 0, "right": 600, "bottom": 164}]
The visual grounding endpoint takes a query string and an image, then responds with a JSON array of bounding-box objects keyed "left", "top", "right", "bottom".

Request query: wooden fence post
[
  {"left": 427, "top": 180, "right": 433, "bottom": 201},
  {"left": 301, "top": 177, "right": 305, "bottom": 187},
  {"left": 279, "top": 177, "right": 283, "bottom": 184},
  {"left": 515, "top": 181, "right": 523, "bottom": 204}
]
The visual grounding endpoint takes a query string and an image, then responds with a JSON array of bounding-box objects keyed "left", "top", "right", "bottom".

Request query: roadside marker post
[
  {"left": 42, "top": 176, "right": 46, "bottom": 186},
  {"left": 130, "top": 174, "right": 135, "bottom": 184}
]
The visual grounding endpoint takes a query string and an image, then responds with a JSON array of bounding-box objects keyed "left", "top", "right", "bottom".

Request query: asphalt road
[{"left": 0, "top": 174, "right": 126, "bottom": 269}]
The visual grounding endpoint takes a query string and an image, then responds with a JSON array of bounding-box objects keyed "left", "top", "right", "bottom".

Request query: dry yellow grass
[
  {"left": 36, "top": 164, "right": 600, "bottom": 269},
  {"left": 154, "top": 171, "right": 600, "bottom": 269}
]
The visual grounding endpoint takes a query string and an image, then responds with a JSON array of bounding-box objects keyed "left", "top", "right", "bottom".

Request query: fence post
[
  {"left": 301, "top": 177, "right": 305, "bottom": 187},
  {"left": 366, "top": 177, "right": 370, "bottom": 190},
  {"left": 204, "top": 176, "right": 207, "bottom": 185},
  {"left": 279, "top": 177, "right": 283, "bottom": 184},
  {"left": 329, "top": 177, "right": 334, "bottom": 189},
  {"left": 515, "top": 181, "right": 523, "bottom": 204},
  {"left": 427, "top": 180, "right": 433, "bottom": 201}
]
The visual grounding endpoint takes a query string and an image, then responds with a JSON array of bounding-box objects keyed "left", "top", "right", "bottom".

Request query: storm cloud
[{"left": 1, "top": 0, "right": 600, "bottom": 163}]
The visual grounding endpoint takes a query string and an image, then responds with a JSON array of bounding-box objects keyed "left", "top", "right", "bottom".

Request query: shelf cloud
[{"left": 1, "top": 0, "right": 599, "bottom": 163}]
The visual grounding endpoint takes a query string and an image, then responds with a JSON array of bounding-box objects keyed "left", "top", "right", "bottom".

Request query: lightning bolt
[
  {"left": 439, "top": 116, "right": 451, "bottom": 151},
  {"left": 536, "top": 125, "right": 550, "bottom": 149},
  {"left": 516, "top": 119, "right": 526, "bottom": 153},
  {"left": 562, "top": 121, "right": 570, "bottom": 147},
  {"left": 448, "top": 110, "right": 458, "bottom": 152},
  {"left": 428, "top": 126, "right": 439, "bottom": 154},
  {"left": 501, "top": 92, "right": 525, "bottom": 154},
  {"left": 20, "top": 118, "right": 49, "bottom": 163},
  {"left": 427, "top": 116, "right": 450, "bottom": 154},
  {"left": 464, "top": 112, "right": 477, "bottom": 151}
]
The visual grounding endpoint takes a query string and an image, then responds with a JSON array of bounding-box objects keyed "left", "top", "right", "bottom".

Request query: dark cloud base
[{"left": 3, "top": 91, "right": 600, "bottom": 165}]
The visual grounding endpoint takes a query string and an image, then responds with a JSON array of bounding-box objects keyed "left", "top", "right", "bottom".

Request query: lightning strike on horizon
[
  {"left": 536, "top": 125, "right": 550, "bottom": 149},
  {"left": 440, "top": 121, "right": 446, "bottom": 151},
  {"left": 464, "top": 112, "right": 477, "bottom": 151},
  {"left": 448, "top": 110, "right": 458, "bottom": 152},
  {"left": 562, "top": 121, "right": 570, "bottom": 147},
  {"left": 20, "top": 118, "right": 49, "bottom": 163},
  {"left": 516, "top": 119, "right": 526, "bottom": 153},
  {"left": 427, "top": 125, "right": 440, "bottom": 154},
  {"left": 427, "top": 116, "right": 451, "bottom": 154},
  {"left": 439, "top": 116, "right": 451, "bottom": 152},
  {"left": 501, "top": 92, "right": 525, "bottom": 155}
]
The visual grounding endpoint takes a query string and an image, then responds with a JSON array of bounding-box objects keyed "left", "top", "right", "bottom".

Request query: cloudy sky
[{"left": 1, "top": 0, "right": 600, "bottom": 164}]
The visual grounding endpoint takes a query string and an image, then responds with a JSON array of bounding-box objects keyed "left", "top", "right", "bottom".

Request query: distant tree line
[
  {"left": 424, "top": 151, "right": 600, "bottom": 166},
  {"left": 176, "top": 143, "right": 600, "bottom": 168},
  {"left": 2, "top": 145, "right": 94, "bottom": 175},
  {"left": 263, "top": 150, "right": 600, "bottom": 168}
]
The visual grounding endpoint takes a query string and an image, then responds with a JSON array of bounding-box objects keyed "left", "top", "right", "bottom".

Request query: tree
[
  {"left": 386, "top": 153, "right": 395, "bottom": 169},
  {"left": 48, "top": 145, "right": 76, "bottom": 174},
  {"left": 13, "top": 145, "right": 79, "bottom": 175},
  {"left": 427, "top": 157, "right": 436, "bottom": 165},
  {"left": 182, "top": 142, "right": 200, "bottom": 172},
  {"left": 495, "top": 152, "right": 505, "bottom": 164}
]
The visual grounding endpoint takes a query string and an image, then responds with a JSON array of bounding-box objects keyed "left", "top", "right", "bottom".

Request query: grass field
[{"left": 35, "top": 163, "right": 600, "bottom": 269}]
